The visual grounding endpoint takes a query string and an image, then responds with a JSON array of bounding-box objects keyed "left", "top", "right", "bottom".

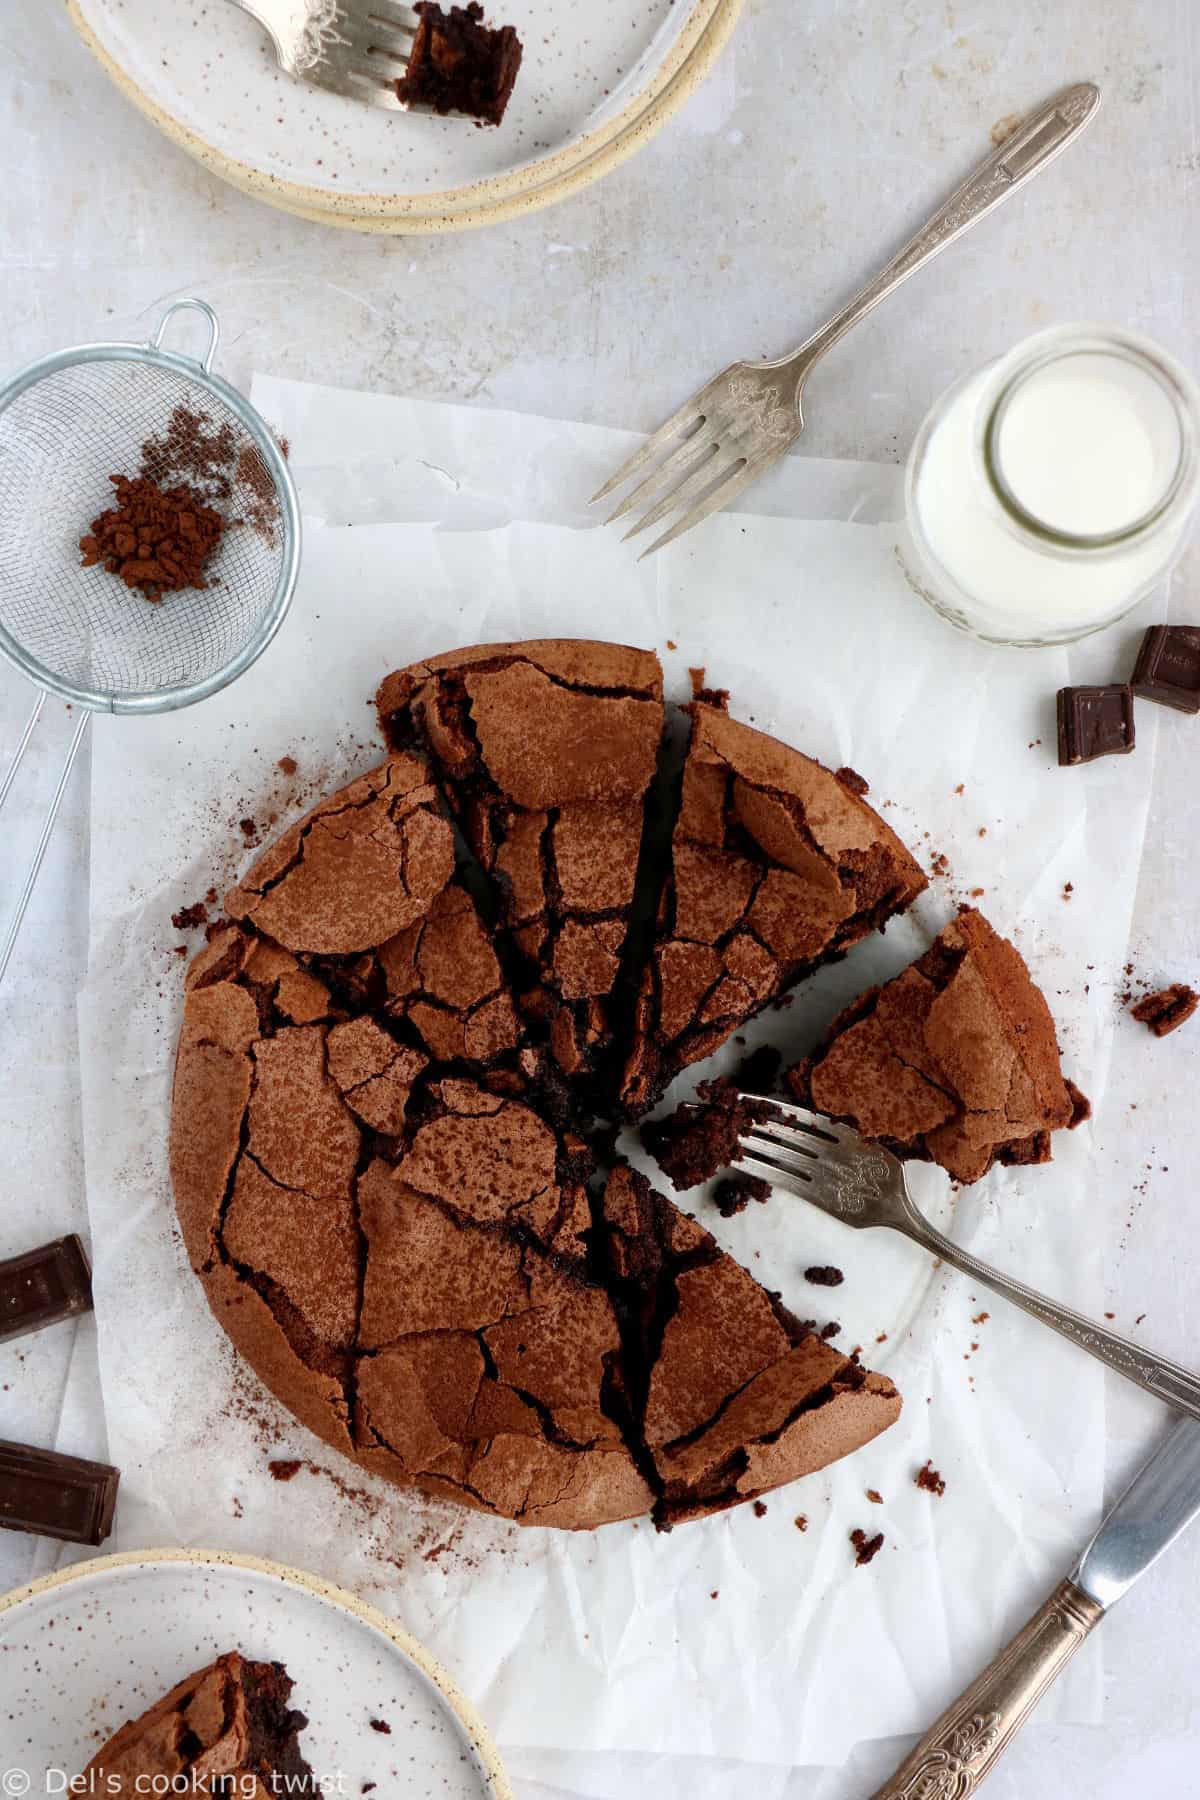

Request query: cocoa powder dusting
[{"left": 140, "top": 404, "right": 239, "bottom": 503}]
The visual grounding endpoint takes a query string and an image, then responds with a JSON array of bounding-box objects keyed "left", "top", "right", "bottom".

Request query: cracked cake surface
[
  {"left": 619, "top": 702, "right": 928, "bottom": 1115},
  {"left": 785, "top": 906, "right": 1088, "bottom": 1183},
  {"left": 172, "top": 720, "right": 907, "bottom": 1529},
  {"left": 376, "top": 640, "right": 664, "bottom": 1099},
  {"left": 84, "top": 1652, "right": 316, "bottom": 1795}
]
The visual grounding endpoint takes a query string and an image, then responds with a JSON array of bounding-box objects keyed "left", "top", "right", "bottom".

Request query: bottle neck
[{"left": 980, "top": 331, "right": 1196, "bottom": 557}]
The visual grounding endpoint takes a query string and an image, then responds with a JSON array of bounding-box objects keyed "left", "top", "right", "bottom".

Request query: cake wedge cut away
[
  {"left": 84, "top": 1653, "right": 316, "bottom": 1794},
  {"left": 786, "top": 906, "right": 1090, "bottom": 1183},
  {"left": 620, "top": 702, "right": 927, "bottom": 1114},
  {"left": 599, "top": 1165, "right": 901, "bottom": 1526},
  {"left": 378, "top": 641, "right": 664, "bottom": 1099}
]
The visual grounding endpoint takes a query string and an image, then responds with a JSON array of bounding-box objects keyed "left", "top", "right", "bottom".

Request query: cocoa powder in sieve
[{"left": 80, "top": 474, "right": 224, "bottom": 603}]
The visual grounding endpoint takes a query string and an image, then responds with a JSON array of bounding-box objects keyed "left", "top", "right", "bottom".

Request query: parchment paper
[{"left": 77, "top": 386, "right": 1161, "bottom": 1767}]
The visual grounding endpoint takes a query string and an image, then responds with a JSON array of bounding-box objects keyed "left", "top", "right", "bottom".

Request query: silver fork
[
  {"left": 226, "top": 0, "right": 417, "bottom": 109},
  {"left": 738, "top": 1094, "right": 1200, "bottom": 1425},
  {"left": 591, "top": 81, "right": 1101, "bottom": 556}
]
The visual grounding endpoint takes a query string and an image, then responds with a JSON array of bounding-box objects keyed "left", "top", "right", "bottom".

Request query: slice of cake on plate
[{"left": 84, "top": 1653, "right": 316, "bottom": 1794}]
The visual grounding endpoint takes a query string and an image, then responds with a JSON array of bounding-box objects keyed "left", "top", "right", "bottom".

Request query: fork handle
[
  {"left": 777, "top": 82, "right": 1100, "bottom": 379},
  {"left": 899, "top": 1209, "right": 1200, "bottom": 1424}
]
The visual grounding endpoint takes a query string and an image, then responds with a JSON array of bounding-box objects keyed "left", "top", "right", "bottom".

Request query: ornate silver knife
[{"left": 872, "top": 1416, "right": 1200, "bottom": 1797}]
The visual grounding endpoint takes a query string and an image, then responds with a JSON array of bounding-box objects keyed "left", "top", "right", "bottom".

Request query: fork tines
[
  {"left": 309, "top": 2, "right": 417, "bottom": 109},
  {"left": 735, "top": 1094, "right": 857, "bottom": 1187},
  {"left": 588, "top": 367, "right": 765, "bottom": 559}
]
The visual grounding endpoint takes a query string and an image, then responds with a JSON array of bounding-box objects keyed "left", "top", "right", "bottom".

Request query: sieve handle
[
  {"left": 150, "top": 298, "right": 221, "bottom": 375},
  {"left": 0, "top": 693, "right": 46, "bottom": 817},
  {"left": 0, "top": 710, "right": 91, "bottom": 987}
]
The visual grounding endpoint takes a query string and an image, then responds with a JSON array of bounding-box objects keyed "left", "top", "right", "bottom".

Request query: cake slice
[
  {"left": 84, "top": 1653, "right": 316, "bottom": 1794},
  {"left": 600, "top": 1165, "right": 901, "bottom": 1525},
  {"left": 378, "top": 641, "right": 664, "bottom": 1098},
  {"left": 396, "top": 3, "right": 523, "bottom": 126},
  {"left": 620, "top": 702, "right": 927, "bottom": 1114},
  {"left": 785, "top": 906, "right": 1090, "bottom": 1183}
]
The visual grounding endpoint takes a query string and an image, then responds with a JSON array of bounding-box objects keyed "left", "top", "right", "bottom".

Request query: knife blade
[
  {"left": 872, "top": 1417, "right": 1200, "bottom": 1798},
  {"left": 1075, "top": 1415, "right": 1200, "bottom": 1605}
]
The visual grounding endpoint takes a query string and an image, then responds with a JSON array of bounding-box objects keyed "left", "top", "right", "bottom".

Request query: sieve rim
[{"left": 0, "top": 336, "right": 301, "bottom": 715}]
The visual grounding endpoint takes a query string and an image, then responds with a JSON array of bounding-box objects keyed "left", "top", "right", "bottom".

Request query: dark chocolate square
[
  {"left": 0, "top": 1236, "right": 93, "bottom": 1345},
  {"left": 1130, "top": 625, "right": 1200, "bottom": 714},
  {"left": 0, "top": 1440, "right": 119, "bottom": 1545},
  {"left": 1057, "top": 685, "right": 1136, "bottom": 766}
]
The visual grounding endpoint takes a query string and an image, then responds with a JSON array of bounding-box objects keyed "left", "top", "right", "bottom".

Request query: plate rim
[
  {"left": 0, "top": 1543, "right": 514, "bottom": 1798},
  {"left": 65, "top": 0, "right": 745, "bottom": 235}
]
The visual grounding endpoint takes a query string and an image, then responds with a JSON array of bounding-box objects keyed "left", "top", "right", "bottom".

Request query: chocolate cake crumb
[
  {"left": 277, "top": 756, "right": 299, "bottom": 777},
  {"left": 818, "top": 1321, "right": 841, "bottom": 1341},
  {"left": 850, "top": 1528, "right": 884, "bottom": 1566},
  {"left": 835, "top": 766, "right": 870, "bottom": 797},
  {"left": 794, "top": 1514, "right": 808, "bottom": 1531},
  {"left": 239, "top": 818, "right": 257, "bottom": 839},
  {"left": 268, "top": 1459, "right": 303, "bottom": 1483},
  {"left": 369, "top": 1718, "right": 392, "bottom": 1735},
  {"left": 866, "top": 1488, "right": 883, "bottom": 1504},
  {"left": 642, "top": 1077, "right": 773, "bottom": 1191},
  {"left": 1131, "top": 984, "right": 1199, "bottom": 1037},
  {"left": 172, "top": 902, "right": 208, "bottom": 931},
  {"left": 752, "top": 1500, "right": 768, "bottom": 1518},
  {"left": 363, "top": 1786, "right": 377, "bottom": 1794},
  {"left": 915, "top": 1461, "right": 946, "bottom": 1497},
  {"left": 688, "top": 667, "right": 731, "bottom": 710},
  {"left": 712, "top": 1172, "right": 771, "bottom": 1217},
  {"left": 804, "top": 1265, "right": 844, "bottom": 1288}
]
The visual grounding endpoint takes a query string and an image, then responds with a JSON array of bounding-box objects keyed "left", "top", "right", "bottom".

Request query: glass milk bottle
[{"left": 902, "top": 325, "right": 1200, "bottom": 645}]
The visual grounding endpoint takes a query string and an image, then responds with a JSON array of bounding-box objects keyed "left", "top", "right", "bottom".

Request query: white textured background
[{"left": 2, "top": 1, "right": 1200, "bottom": 1794}]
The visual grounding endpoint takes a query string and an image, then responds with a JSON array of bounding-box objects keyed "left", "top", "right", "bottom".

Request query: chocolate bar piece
[
  {"left": 0, "top": 1439, "right": 118, "bottom": 1544},
  {"left": 1130, "top": 625, "right": 1200, "bottom": 714},
  {"left": 1056, "top": 685, "right": 1136, "bottom": 766},
  {"left": 0, "top": 1235, "right": 93, "bottom": 1345}
]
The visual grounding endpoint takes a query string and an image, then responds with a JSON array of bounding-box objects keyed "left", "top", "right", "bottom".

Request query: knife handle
[{"left": 869, "top": 1578, "right": 1103, "bottom": 1799}]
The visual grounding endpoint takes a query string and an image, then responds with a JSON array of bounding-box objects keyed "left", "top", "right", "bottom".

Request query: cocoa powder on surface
[{"left": 80, "top": 474, "right": 224, "bottom": 603}]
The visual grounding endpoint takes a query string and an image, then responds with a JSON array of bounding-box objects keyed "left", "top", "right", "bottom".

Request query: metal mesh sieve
[
  {"left": 0, "top": 299, "right": 298, "bottom": 712},
  {"left": 0, "top": 298, "right": 301, "bottom": 982}
]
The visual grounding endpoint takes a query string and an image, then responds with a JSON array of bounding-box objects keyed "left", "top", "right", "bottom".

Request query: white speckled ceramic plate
[
  {"left": 0, "top": 1548, "right": 512, "bottom": 1795},
  {"left": 67, "top": 0, "right": 743, "bottom": 233}
]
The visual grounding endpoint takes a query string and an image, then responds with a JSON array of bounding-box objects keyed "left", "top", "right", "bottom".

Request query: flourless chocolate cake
[
  {"left": 172, "top": 711, "right": 909, "bottom": 1527},
  {"left": 377, "top": 642, "right": 664, "bottom": 1100},
  {"left": 786, "top": 907, "right": 1089, "bottom": 1183},
  {"left": 619, "top": 702, "right": 927, "bottom": 1115},
  {"left": 396, "top": 3, "right": 523, "bottom": 126},
  {"left": 84, "top": 1653, "right": 316, "bottom": 1794}
]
